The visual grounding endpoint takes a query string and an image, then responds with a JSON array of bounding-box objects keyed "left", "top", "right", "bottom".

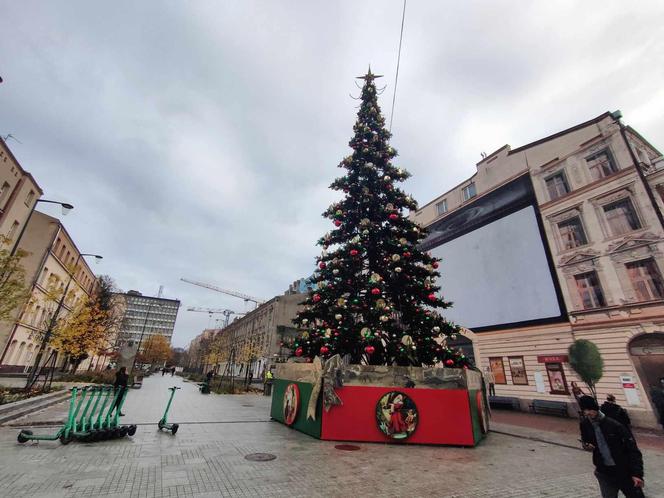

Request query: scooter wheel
[
  {"left": 171, "top": 424, "right": 179, "bottom": 435},
  {"left": 17, "top": 430, "right": 32, "bottom": 443},
  {"left": 59, "top": 433, "right": 72, "bottom": 445},
  {"left": 120, "top": 426, "right": 129, "bottom": 437},
  {"left": 127, "top": 425, "right": 137, "bottom": 436}
]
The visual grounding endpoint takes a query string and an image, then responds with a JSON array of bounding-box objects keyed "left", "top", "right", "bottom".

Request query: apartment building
[
  {"left": 190, "top": 292, "right": 304, "bottom": 377},
  {"left": 114, "top": 290, "right": 180, "bottom": 348},
  {"left": 0, "top": 211, "right": 99, "bottom": 372},
  {"left": 0, "top": 138, "right": 43, "bottom": 244},
  {"left": 412, "top": 111, "right": 664, "bottom": 427}
]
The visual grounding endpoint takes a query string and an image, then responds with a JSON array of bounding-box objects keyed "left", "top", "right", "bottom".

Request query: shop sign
[
  {"left": 537, "top": 354, "right": 568, "bottom": 363},
  {"left": 620, "top": 375, "right": 641, "bottom": 406}
]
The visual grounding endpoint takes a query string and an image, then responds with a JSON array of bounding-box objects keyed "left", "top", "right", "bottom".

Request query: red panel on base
[{"left": 321, "top": 386, "right": 474, "bottom": 446}]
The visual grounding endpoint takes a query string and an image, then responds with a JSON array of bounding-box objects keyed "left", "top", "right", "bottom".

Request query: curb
[{"left": 0, "top": 390, "right": 70, "bottom": 425}]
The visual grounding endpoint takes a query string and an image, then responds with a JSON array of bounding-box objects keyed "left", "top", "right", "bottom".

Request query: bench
[
  {"left": 489, "top": 396, "right": 520, "bottom": 411},
  {"left": 529, "top": 399, "right": 569, "bottom": 418}
]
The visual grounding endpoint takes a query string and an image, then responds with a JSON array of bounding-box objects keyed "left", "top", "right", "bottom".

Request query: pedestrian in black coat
[
  {"left": 601, "top": 394, "right": 631, "bottom": 429},
  {"left": 112, "top": 367, "right": 129, "bottom": 416},
  {"left": 579, "top": 396, "right": 644, "bottom": 497}
]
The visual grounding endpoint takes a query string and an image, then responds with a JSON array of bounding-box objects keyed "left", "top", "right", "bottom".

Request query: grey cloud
[{"left": 1, "top": 1, "right": 663, "bottom": 346}]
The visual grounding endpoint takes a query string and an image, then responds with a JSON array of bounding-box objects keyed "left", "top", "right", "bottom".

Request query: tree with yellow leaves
[
  {"left": 50, "top": 298, "right": 110, "bottom": 372},
  {"left": 140, "top": 334, "right": 171, "bottom": 366},
  {"left": 0, "top": 235, "right": 30, "bottom": 323}
]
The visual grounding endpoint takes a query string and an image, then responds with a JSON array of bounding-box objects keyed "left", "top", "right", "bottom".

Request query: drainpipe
[{"left": 614, "top": 111, "right": 664, "bottom": 231}]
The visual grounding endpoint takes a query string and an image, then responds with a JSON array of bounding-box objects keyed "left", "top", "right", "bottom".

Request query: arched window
[
  {"left": 40, "top": 267, "right": 49, "bottom": 286},
  {"left": 16, "top": 342, "right": 26, "bottom": 365},
  {"left": 5, "top": 340, "right": 18, "bottom": 364},
  {"left": 24, "top": 344, "right": 34, "bottom": 364},
  {"left": 31, "top": 305, "right": 41, "bottom": 326}
]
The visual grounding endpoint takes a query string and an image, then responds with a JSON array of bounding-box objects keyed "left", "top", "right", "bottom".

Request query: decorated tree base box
[{"left": 271, "top": 361, "right": 489, "bottom": 446}]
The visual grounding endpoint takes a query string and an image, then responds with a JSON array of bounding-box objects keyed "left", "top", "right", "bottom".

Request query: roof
[{"left": 0, "top": 138, "right": 45, "bottom": 195}]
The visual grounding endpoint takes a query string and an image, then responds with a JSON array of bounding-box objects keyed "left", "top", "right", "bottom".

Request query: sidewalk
[
  {"left": 1, "top": 375, "right": 663, "bottom": 498},
  {"left": 491, "top": 409, "right": 664, "bottom": 451}
]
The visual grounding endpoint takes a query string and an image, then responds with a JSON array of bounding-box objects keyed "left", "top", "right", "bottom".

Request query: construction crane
[
  {"left": 181, "top": 278, "right": 266, "bottom": 308},
  {"left": 187, "top": 307, "right": 246, "bottom": 327}
]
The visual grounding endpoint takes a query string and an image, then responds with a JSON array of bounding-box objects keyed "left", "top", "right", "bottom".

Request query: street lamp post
[
  {"left": 10, "top": 199, "right": 74, "bottom": 257},
  {"left": 25, "top": 252, "right": 102, "bottom": 389},
  {"left": 129, "top": 302, "right": 161, "bottom": 377}
]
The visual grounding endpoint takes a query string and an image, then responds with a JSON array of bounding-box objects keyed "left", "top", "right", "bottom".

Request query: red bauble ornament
[
  {"left": 403, "top": 251, "right": 411, "bottom": 258},
  {"left": 432, "top": 262, "right": 439, "bottom": 269},
  {"left": 319, "top": 262, "right": 326, "bottom": 269},
  {"left": 295, "top": 347, "right": 303, "bottom": 357},
  {"left": 350, "top": 249, "right": 359, "bottom": 256},
  {"left": 364, "top": 345, "right": 375, "bottom": 355},
  {"left": 371, "top": 288, "right": 381, "bottom": 295},
  {"left": 427, "top": 293, "right": 436, "bottom": 301},
  {"left": 445, "top": 359, "right": 454, "bottom": 367},
  {"left": 320, "top": 346, "right": 329, "bottom": 355},
  {"left": 334, "top": 220, "right": 342, "bottom": 227},
  {"left": 389, "top": 213, "right": 398, "bottom": 220},
  {"left": 313, "top": 294, "right": 321, "bottom": 302}
]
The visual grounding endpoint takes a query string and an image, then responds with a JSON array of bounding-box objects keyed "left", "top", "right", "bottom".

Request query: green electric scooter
[{"left": 157, "top": 386, "right": 180, "bottom": 435}]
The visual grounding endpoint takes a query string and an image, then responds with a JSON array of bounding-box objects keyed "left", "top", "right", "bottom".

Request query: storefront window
[
  {"left": 545, "top": 362, "right": 569, "bottom": 394},
  {"left": 508, "top": 356, "right": 528, "bottom": 385},
  {"left": 489, "top": 357, "right": 507, "bottom": 384}
]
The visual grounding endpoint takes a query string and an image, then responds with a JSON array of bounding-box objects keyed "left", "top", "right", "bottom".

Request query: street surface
[{"left": 0, "top": 374, "right": 662, "bottom": 498}]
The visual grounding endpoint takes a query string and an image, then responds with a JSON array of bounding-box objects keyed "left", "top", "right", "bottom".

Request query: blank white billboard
[{"left": 430, "top": 205, "right": 560, "bottom": 329}]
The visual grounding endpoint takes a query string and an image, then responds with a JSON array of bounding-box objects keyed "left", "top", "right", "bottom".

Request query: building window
[
  {"left": 0, "top": 181, "right": 10, "bottom": 202},
  {"left": 508, "top": 356, "right": 528, "bottom": 385},
  {"left": 545, "top": 362, "right": 569, "bottom": 395},
  {"left": 7, "top": 220, "right": 19, "bottom": 240},
  {"left": 462, "top": 183, "right": 476, "bottom": 201},
  {"left": 25, "top": 190, "right": 35, "bottom": 207},
  {"left": 488, "top": 357, "right": 507, "bottom": 384},
  {"left": 545, "top": 172, "right": 570, "bottom": 201},
  {"left": 574, "top": 271, "right": 606, "bottom": 309},
  {"left": 557, "top": 217, "right": 587, "bottom": 250},
  {"left": 603, "top": 198, "right": 641, "bottom": 236},
  {"left": 626, "top": 258, "right": 664, "bottom": 301},
  {"left": 436, "top": 199, "right": 448, "bottom": 216},
  {"left": 586, "top": 149, "right": 618, "bottom": 181}
]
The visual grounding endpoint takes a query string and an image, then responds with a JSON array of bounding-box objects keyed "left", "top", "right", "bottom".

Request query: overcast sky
[{"left": 2, "top": 1, "right": 663, "bottom": 347}]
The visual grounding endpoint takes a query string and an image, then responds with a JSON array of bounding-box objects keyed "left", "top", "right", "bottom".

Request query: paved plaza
[{"left": 0, "top": 375, "right": 662, "bottom": 498}]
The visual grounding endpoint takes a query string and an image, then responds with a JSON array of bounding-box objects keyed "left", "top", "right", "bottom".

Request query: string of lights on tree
[{"left": 284, "top": 69, "right": 471, "bottom": 368}]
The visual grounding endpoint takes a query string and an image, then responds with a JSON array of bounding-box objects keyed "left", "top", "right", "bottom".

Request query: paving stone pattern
[{"left": 1, "top": 374, "right": 663, "bottom": 498}]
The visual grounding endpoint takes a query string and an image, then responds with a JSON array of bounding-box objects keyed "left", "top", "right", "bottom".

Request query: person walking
[
  {"left": 484, "top": 367, "right": 496, "bottom": 397},
  {"left": 601, "top": 394, "right": 631, "bottom": 430},
  {"left": 171, "top": 366, "right": 175, "bottom": 376},
  {"left": 112, "top": 367, "right": 129, "bottom": 417},
  {"left": 579, "top": 395, "right": 644, "bottom": 497},
  {"left": 264, "top": 369, "right": 274, "bottom": 396},
  {"left": 650, "top": 377, "right": 664, "bottom": 431},
  {"left": 161, "top": 367, "right": 166, "bottom": 376}
]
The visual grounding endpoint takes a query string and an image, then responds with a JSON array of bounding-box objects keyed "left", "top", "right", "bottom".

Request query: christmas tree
[{"left": 290, "top": 69, "right": 471, "bottom": 369}]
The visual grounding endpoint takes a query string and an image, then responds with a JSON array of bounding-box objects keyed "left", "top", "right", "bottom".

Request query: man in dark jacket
[
  {"left": 112, "top": 367, "right": 129, "bottom": 416},
  {"left": 579, "top": 396, "right": 644, "bottom": 497},
  {"left": 650, "top": 377, "right": 664, "bottom": 430},
  {"left": 601, "top": 394, "right": 631, "bottom": 429}
]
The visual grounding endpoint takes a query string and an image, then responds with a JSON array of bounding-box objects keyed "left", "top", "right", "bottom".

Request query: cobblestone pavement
[{"left": 1, "top": 374, "right": 663, "bottom": 498}]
